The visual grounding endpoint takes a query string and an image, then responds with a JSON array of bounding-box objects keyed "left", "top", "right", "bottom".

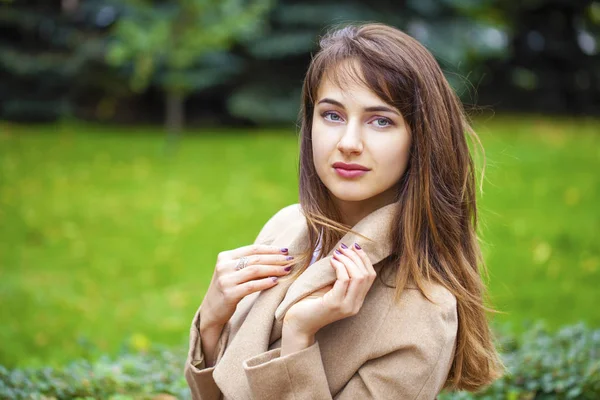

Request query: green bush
[
  {"left": 1, "top": 323, "right": 598, "bottom": 399},
  {"left": 442, "top": 323, "right": 600, "bottom": 399},
  {"left": 0, "top": 345, "right": 189, "bottom": 400}
]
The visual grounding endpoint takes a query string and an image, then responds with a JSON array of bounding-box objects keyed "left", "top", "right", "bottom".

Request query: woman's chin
[{"left": 327, "top": 187, "right": 374, "bottom": 203}]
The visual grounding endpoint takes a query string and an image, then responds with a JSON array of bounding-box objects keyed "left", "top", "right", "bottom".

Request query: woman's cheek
[
  {"left": 312, "top": 133, "right": 330, "bottom": 178},
  {"left": 374, "top": 143, "right": 407, "bottom": 183}
]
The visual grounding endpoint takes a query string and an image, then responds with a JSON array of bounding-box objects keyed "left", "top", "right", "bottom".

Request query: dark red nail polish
[
  {"left": 340, "top": 243, "right": 348, "bottom": 249},
  {"left": 284, "top": 266, "right": 292, "bottom": 271},
  {"left": 334, "top": 249, "right": 341, "bottom": 255},
  {"left": 281, "top": 248, "right": 289, "bottom": 253},
  {"left": 354, "top": 242, "right": 361, "bottom": 250},
  {"left": 286, "top": 256, "right": 294, "bottom": 260}
]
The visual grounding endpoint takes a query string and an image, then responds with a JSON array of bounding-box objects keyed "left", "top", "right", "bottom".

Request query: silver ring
[{"left": 235, "top": 256, "right": 249, "bottom": 271}]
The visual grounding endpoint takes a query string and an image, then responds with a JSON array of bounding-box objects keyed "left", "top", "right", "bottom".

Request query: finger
[
  {"left": 228, "top": 263, "right": 294, "bottom": 285},
  {"left": 329, "top": 257, "right": 350, "bottom": 303},
  {"left": 226, "top": 244, "right": 289, "bottom": 260},
  {"left": 334, "top": 247, "right": 371, "bottom": 306},
  {"left": 344, "top": 274, "right": 371, "bottom": 310},
  {"left": 229, "top": 276, "right": 280, "bottom": 300},
  {"left": 333, "top": 247, "right": 365, "bottom": 280},
  {"left": 228, "top": 254, "right": 294, "bottom": 272},
  {"left": 352, "top": 242, "right": 376, "bottom": 276},
  {"left": 337, "top": 243, "right": 367, "bottom": 274}
]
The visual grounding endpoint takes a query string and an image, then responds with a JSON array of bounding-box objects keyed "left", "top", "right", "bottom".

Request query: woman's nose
[{"left": 336, "top": 120, "right": 363, "bottom": 154}]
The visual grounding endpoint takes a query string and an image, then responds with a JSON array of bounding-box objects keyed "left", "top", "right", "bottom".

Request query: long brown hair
[{"left": 288, "top": 22, "right": 504, "bottom": 391}]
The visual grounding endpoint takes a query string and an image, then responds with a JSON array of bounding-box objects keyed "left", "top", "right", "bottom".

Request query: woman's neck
[{"left": 332, "top": 186, "right": 397, "bottom": 227}]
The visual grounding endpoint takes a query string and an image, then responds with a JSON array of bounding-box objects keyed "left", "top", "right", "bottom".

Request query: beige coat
[{"left": 184, "top": 202, "right": 458, "bottom": 400}]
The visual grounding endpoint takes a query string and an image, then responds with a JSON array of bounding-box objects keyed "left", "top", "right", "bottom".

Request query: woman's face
[{"left": 311, "top": 65, "right": 412, "bottom": 207}]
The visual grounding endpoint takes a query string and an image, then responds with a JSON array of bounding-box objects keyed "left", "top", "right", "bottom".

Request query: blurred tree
[
  {"left": 225, "top": 0, "right": 509, "bottom": 124},
  {"left": 106, "top": 0, "right": 274, "bottom": 139},
  {"left": 0, "top": 0, "right": 112, "bottom": 122},
  {"left": 478, "top": 0, "right": 600, "bottom": 115},
  {"left": 1, "top": 0, "right": 597, "bottom": 124}
]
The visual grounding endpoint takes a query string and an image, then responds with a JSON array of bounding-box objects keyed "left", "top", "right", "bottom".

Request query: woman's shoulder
[
  {"left": 378, "top": 279, "right": 458, "bottom": 350},
  {"left": 406, "top": 280, "right": 457, "bottom": 311},
  {"left": 254, "top": 203, "right": 303, "bottom": 245}
]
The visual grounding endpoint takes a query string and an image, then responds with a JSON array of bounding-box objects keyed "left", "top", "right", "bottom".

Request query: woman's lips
[{"left": 334, "top": 167, "right": 368, "bottom": 178}]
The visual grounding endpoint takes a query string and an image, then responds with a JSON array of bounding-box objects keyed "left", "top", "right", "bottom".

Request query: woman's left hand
[{"left": 283, "top": 242, "right": 376, "bottom": 338}]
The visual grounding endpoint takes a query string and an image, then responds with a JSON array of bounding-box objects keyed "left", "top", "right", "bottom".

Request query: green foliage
[
  {"left": 0, "top": 344, "right": 189, "bottom": 399},
  {"left": 0, "top": 4, "right": 107, "bottom": 121},
  {"left": 1, "top": 324, "right": 599, "bottom": 399},
  {"left": 440, "top": 323, "right": 600, "bottom": 399},
  {"left": 226, "top": 0, "right": 509, "bottom": 124},
  {"left": 227, "top": 83, "right": 302, "bottom": 124},
  {"left": 106, "top": 0, "right": 274, "bottom": 93}
]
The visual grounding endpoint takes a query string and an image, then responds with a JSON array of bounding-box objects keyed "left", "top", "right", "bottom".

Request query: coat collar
[
  {"left": 274, "top": 201, "right": 399, "bottom": 321},
  {"left": 213, "top": 201, "right": 399, "bottom": 400}
]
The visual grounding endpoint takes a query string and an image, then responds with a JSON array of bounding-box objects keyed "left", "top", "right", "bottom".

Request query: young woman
[{"left": 185, "top": 22, "right": 503, "bottom": 399}]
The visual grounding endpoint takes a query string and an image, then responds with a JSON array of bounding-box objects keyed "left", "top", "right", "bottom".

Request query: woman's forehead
[
  {"left": 319, "top": 59, "right": 365, "bottom": 92},
  {"left": 316, "top": 74, "right": 396, "bottom": 111},
  {"left": 315, "top": 58, "right": 395, "bottom": 107},
  {"left": 316, "top": 78, "right": 378, "bottom": 104}
]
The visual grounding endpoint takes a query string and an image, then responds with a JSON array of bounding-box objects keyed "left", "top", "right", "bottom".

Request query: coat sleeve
[
  {"left": 184, "top": 304, "right": 231, "bottom": 400},
  {"left": 241, "top": 288, "right": 458, "bottom": 400},
  {"left": 184, "top": 204, "right": 299, "bottom": 399}
]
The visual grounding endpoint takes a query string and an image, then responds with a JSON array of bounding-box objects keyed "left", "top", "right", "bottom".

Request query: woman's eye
[
  {"left": 373, "top": 117, "right": 392, "bottom": 127},
  {"left": 323, "top": 111, "right": 342, "bottom": 122}
]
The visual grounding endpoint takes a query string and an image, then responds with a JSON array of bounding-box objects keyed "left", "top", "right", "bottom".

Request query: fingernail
[
  {"left": 334, "top": 249, "right": 341, "bottom": 255},
  {"left": 340, "top": 243, "right": 348, "bottom": 249},
  {"left": 286, "top": 256, "right": 294, "bottom": 260},
  {"left": 284, "top": 266, "right": 292, "bottom": 271},
  {"left": 354, "top": 242, "right": 361, "bottom": 250},
  {"left": 272, "top": 277, "right": 278, "bottom": 282},
  {"left": 280, "top": 248, "right": 288, "bottom": 253}
]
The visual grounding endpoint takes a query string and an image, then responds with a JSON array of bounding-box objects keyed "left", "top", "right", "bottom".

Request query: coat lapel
[
  {"left": 213, "top": 202, "right": 399, "bottom": 400},
  {"left": 274, "top": 202, "right": 398, "bottom": 321}
]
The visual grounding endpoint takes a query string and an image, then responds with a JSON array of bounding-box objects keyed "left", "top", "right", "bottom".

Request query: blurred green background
[
  {"left": 1, "top": 0, "right": 599, "bottom": 371},
  {"left": 1, "top": 116, "right": 598, "bottom": 367}
]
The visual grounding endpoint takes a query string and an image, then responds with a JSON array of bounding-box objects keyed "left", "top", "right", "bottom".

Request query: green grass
[
  {"left": 472, "top": 116, "right": 600, "bottom": 333},
  {"left": 0, "top": 115, "right": 598, "bottom": 367}
]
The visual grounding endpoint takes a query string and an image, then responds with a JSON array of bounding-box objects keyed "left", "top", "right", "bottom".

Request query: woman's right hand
[{"left": 200, "top": 244, "right": 295, "bottom": 328}]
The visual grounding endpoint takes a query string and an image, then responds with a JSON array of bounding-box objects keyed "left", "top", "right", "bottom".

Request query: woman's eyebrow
[{"left": 317, "top": 98, "right": 400, "bottom": 116}]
